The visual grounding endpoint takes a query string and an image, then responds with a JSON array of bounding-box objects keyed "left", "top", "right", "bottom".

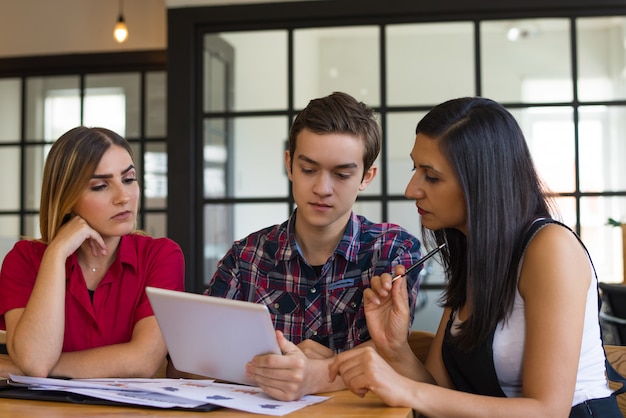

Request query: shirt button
[
  {"left": 273, "top": 303, "right": 280, "bottom": 309},
  {"left": 310, "top": 288, "right": 317, "bottom": 294},
  {"left": 350, "top": 302, "right": 357, "bottom": 309},
  {"left": 312, "top": 330, "right": 317, "bottom": 336}
]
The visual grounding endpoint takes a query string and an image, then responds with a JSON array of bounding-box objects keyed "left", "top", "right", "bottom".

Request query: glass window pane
[
  {"left": 0, "top": 79, "right": 21, "bottom": 143},
  {"left": 294, "top": 26, "right": 380, "bottom": 109},
  {"left": 388, "top": 201, "right": 422, "bottom": 240},
  {"left": 204, "top": 203, "right": 290, "bottom": 286},
  {"left": 386, "top": 22, "right": 475, "bottom": 106},
  {"left": 204, "top": 118, "right": 228, "bottom": 198},
  {"left": 481, "top": 19, "right": 572, "bottom": 103},
  {"left": 204, "top": 116, "right": 289, "bottom": 199},
  {"left": 85, "top": 73, "right": 141, "bottom": 138},
  {"left": 0, "top": 147, "right": 20, "bottom": 211},
  {"left": 352, "top": 201, "right": 382, "bottom": 224},
  {"left": 233, "top": 203, "right": 290, "bottom": 241},
  {"left": 386, "top": 112, "right": 428, "bottom": 195},
  {"left": 205, "top": 203, "right": 231, "bottom": 286},
  {"left": 204, "top": 35, "right": 230, "bottom": 113},
  {"left": 24, "top": 145, "right": 48, "bottom": 211},
  {"left": 144, "top": 142, "right": 167, "bottom": 209},
  {"left": 144, "top": 212, "right": 167, "bottom": 238},
  {"left": 0, "top": 216, "right": 19, "bottom": 261},
  {"left": 232, "top": 116, "right": 288, "bottom": 198},
  {"left": 577, "top": 17, "right": 626, "bottom": 102},
  {"left": 550, "top": 196, "right": 576, "bottom": 229},
  {"left": 509, "top": 107, "right": 575, "bottom": 193},
  {"left": 145, "top": 71, "right": 167, "bottom": 138},
  {"left": 26, "top": 76, "right": 80, "bottom": 141},
  {"left": 24, "top": 214, "right": 39, "bottom": 240},
  {"left": 389, "top": 200, "right": 445, "bottom": 334},
  {"left": 214, "top": 31, "right": 288, "bottom": 112},
  {"left": 580, "top": 196, "right": 626, "bottom": 283},
  {"left": 579, "top": 106, "right": 626, "bottom": 192}
]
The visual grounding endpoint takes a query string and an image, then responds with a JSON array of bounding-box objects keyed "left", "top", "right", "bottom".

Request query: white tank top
[{"left": 491, "top": 262, "right": 612, "bottom": 405}]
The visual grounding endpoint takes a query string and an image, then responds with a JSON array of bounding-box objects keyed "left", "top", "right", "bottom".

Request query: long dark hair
[{"left": 417, "top": 97, "right": 554, "bottom": 351}]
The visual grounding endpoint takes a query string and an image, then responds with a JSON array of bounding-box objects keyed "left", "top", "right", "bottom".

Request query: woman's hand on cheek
[{"left": 52, "top": 215, "right": 107, "bottom": 258}]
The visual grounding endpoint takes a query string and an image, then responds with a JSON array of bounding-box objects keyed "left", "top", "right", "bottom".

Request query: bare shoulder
[
  {"left": 525, "top": 223, "right": 588, "bottom": 260},
  {"left": 518, "top": 223, "right": 591, "bottom": 297}
]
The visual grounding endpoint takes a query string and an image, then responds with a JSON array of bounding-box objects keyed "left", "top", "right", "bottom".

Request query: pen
[{"left": 391, "top": 242, "right": 447, "bottom": 282}]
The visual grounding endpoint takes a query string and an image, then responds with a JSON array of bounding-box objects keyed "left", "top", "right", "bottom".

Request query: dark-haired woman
[{"left": 330, "top": 97, "right": 619, "bottom": 417}]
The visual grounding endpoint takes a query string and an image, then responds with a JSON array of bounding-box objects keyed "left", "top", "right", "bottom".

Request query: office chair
[{"left": 599, "top": 282, "right": 626, "bottom": 346}]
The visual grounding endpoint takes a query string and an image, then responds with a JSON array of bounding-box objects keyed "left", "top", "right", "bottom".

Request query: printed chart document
[{"left": 8, "top": 374, "right": 329, "bottom": 416}]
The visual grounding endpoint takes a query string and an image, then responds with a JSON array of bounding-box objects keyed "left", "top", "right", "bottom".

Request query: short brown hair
[{"left": 288, "top": 92, "right": 381, "bottom": 177}]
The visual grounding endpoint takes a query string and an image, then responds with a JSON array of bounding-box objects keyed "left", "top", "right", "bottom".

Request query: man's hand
[
  {"left": 246, "top": 331, "right": 311, "bottom": 401},
  {"left": 297, "top": 339, "right": 334, "bottom": 360},
  {"left": 246, "top": 331, "right": 345, "bottom": 401}
]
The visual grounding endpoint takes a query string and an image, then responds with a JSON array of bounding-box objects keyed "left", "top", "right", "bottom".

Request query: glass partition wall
[{"left": 169, "top": 2, "right": 626, "bottom": 332}]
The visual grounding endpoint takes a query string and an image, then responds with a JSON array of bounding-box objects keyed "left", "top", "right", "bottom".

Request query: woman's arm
[
  {"left": 5, "top": 217, "right": 107, "bottom": 377},
  {"left": 47, "top": 316, "right": 167, "bottom": 378},
  {"left": 334, "top": 225, "right": 591, "bottom": 418},
  {"left": 424, "top": 307, "right": 455, "bottom": 388}
]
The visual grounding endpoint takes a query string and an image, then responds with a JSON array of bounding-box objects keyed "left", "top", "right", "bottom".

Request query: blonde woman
[{"left": 0, "top": 127, "right": 184, "bottom": 378}]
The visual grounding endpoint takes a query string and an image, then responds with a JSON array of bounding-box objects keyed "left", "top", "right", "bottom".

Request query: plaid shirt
[{"left": 205, "top": 210, "right": 422, "bottom": 353}]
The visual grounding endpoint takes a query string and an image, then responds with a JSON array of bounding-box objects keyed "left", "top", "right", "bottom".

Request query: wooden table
[{"left": 0, "top": 389, "right": 413, "bottom": 417}]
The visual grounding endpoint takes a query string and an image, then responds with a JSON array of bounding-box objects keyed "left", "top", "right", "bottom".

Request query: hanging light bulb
[{"left": 113, "top": 0, "right": 128, "bottom": 43}]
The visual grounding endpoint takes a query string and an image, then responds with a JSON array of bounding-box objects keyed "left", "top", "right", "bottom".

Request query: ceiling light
[
  {"left": 113, "top": 0, "right": 128, "bottom": 43},
  {"left": 506, "top": 24, "right": 538, "bottom": 42}
]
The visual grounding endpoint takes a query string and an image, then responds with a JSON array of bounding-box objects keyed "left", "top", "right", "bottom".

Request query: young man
[{"left": 205, "top": 92, "right": 423, "bottom": 400}]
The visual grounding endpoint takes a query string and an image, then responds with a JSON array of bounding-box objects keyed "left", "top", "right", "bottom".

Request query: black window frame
[
  {"left": 169, "top": 0, "right": 626, "bottom": 293},
  {"left": 0, "top": 50, "right": 167, "bottom": 239}
]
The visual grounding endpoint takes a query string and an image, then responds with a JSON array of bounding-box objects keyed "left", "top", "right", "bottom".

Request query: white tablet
[{"left": 145, "top": 287, "right": 281, "bottom": 386}]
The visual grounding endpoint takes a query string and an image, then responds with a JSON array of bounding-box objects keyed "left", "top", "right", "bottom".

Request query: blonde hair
[{"left": 39, "top": 127, "right": 134, "bottom": 243}]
